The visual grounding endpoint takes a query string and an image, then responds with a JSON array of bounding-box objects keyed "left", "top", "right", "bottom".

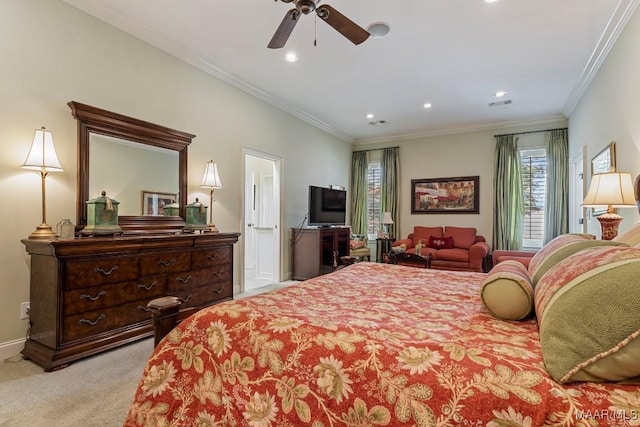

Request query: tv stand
[{"left": 291, "top": 226, "right": 349, "bottom": 280}]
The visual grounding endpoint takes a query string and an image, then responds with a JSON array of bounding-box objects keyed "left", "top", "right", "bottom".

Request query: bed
[{"left": 124, "top": 256, "right": 640, "bottom": 426}]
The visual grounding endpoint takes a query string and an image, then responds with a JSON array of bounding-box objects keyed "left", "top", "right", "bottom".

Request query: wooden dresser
[{"left": 21, "top": 232, "right": 239, "bottom": 371}]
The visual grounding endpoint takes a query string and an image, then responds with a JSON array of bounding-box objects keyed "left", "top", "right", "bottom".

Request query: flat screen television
[{"left": 308, "top": 185, "right": 346, "bottom": 226}]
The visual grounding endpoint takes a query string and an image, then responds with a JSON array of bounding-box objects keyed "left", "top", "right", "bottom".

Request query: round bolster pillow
[{"left": 481, "top": 260, "right": 534, "bottom": 321}]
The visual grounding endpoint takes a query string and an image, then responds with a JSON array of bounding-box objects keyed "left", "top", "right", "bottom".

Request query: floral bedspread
[{"left": 124, "top": 262, "right": 640, "bottom": 427}]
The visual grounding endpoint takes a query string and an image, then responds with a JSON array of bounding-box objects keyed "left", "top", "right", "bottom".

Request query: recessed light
[
  {"left": 484, "top": 0, "right": 499, "bottom": 3},
  {"left": 495, "top": 91, "right": 507, "bottom": 98},
  {"left": 285, "top": 52, "right": 298, "bottom": 62},
  {"left": 366, "top": 113, "right": 374, "bottom": 119},
  {"left": 423, "top": 103, "right": 432, "bottom": 109}
]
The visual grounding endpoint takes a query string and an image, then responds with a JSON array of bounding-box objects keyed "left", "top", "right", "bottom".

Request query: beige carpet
[{"left": 0, "top": 281, "right": 297, "bottom": 426}]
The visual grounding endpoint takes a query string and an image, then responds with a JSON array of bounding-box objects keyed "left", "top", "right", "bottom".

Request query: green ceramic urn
[
  {"left": 81, "top": 191, "right": 123, "bottom": 235},
  {"left": 184, "top": 198, "right": 209, "bottom": 232}
]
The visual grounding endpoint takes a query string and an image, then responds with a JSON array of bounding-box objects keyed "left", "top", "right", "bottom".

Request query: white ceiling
[{"left": 61, "top": 0, "right": 637, "bottom": 143}]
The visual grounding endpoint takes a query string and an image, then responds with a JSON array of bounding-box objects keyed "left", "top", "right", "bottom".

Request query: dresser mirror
[{"left": 69, "top": 101, "right": 194, "bottom": 232}]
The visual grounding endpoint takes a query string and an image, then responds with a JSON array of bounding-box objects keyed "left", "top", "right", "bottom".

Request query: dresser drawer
[
  {"left": 63, "top": 300, "right": 152, "bottom": 343},
  {"left": 169, "top": 280, "right": 232, "bottom": 309},
  {"left": 140, "top": 252, "right": 190, "bottom": 276},
  {"left": 192, "top": 248, "right": 232, "bottom": 269},
  {"left": 63, "top": 276, "right": 167, "bottom": 315},
  {"left": 65, "top": 257, "right": 139, "bottom": 290},
  {"left": 167, "top": 265, "right": 231, "bottom": 292}
]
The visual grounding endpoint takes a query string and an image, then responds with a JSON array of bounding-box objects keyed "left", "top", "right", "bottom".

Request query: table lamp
[
  {"left": 381, "top": 211, "right": 394, "bottom": 238},
  {"left": 582, "top": 171, "right": 636, "bottom": 240},
  {"left": 200, "top": 160, "right": 222, "bottom": 232},
  {"left": 22, "top": 127, "right": 63, "bottom": 240}
]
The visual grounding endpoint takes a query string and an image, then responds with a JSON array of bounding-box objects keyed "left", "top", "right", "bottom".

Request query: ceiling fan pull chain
[{"left": 314, "top": 14, "right": 317, "bottom": 46}]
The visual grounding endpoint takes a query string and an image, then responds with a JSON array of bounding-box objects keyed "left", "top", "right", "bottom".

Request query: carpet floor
[{"left": 0, "top": 281, "right": 296, "bottom": 427}]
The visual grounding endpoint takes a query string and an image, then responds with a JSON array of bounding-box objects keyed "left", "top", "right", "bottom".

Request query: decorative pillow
[
  {"left": 443, "top": 226, "right": 477, "bottom": 249},
  {"left": 412, "top": 226, "right": 443, "bottom": 247},
  {"left": 349, "top": 239, "right": 365, "bottom": 250},
  {"left": 427, "top": 236, "right": 453, "bottom": 249},
  {"left": 527, "top": 234, "right": 626, "bottom": 286},
  {"left": 480, "top": 260, "right": 533, "bottom": 321},
  {"left": 535, "top": 245, "right": 640, "bottom": 383}
]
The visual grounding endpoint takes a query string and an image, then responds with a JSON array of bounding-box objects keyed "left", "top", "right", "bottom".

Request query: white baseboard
[{"left": 0, "top": 338, "right": 26, "bottom": 361}]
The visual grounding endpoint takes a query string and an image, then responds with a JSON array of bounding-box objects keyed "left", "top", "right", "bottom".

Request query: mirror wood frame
[{"left": 68, "top": 101, "right": 194, "bottom": 233}]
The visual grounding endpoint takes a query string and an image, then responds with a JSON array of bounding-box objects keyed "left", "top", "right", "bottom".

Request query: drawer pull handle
[
  {"left": 176, "top": 275, "right": 192, "bottom": 284},
  {"left": 178, "top": 294, "right": 192, "bottom": 303},
  {"left": 94, "top": 266, "right": 118, "bottom": 276},
  {"left": 213, "top": 285, "right": 224, "bottom": 294},
  {"left": 158, "top": 258, "right": 177, "bottom": 267},
  {"left": 212, "top": 270, "right": 224, "bottom": 278},
  {"left": 80, "top": 291, "right": 107, "bottom": 302},
  {"left": 137, "top": 305, "right": 151, "bottom": 312},
  {"left": 207, "top": 254, "right": 218, "bottom": 262},
  {"left": 79, "top": 314, "right": 106, "bottom": 326},
  {"left": 137, "top": 281, "right": 158, "bottom": 291}
]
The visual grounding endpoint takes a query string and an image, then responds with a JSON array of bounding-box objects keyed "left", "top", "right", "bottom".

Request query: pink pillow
[
  {"left": 428, "top": 236, "right": 453, "bottom": 249},
  {"left": 444, "top": 226, "right": 477, "bottom": 249},
  {"left": 412, "top": 226, "right": 443, "bottom": 247}
]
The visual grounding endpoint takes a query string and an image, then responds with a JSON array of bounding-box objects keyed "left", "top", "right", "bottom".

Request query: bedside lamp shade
[
  {"left": 381, "top": 211, "right": 394, "bottom": 238},
  {"left": 22, "top": 127, "right": 63, "bottom": 240},
  {"left": 200, "top": 160, "right": 222, "bottom": 232},
  {"left": 582, "top": 172, "right": 636, "bottom": 240}
]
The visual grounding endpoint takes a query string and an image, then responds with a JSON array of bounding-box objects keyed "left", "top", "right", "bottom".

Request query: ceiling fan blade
[
  {"left": 316, "top": 5, "right": 370, "bottom": 45},
  {"left": 268, "top": 9, "right": 300, "bottom": 49}
]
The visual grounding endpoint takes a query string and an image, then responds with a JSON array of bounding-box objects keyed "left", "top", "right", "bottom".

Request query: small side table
[{"left": 376, "top": 238, "right": 395, "bottom": 262}]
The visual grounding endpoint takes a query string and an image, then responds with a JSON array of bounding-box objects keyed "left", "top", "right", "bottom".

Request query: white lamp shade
[
  {"left": 21, "top": 127, "right": 63, "bottom": 172},
  {"left": 381, "top": 211, "right": 394, "bottom": 224},
  {"left": 582, "top": 172, "right": 636, "bottom": 207},
  {"left": 201, "top": 160, "right": 222, "bottom": 189}
]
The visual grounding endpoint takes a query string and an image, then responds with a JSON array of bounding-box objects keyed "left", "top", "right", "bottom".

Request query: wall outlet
[{"left": 20, "top": 302, "right": 30, "bottom": 320}]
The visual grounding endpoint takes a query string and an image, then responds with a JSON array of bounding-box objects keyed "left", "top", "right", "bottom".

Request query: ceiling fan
[{"left": 268, "top": 0, "right": 370, "bottom": 49}]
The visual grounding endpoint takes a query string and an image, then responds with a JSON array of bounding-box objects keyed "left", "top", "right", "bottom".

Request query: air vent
[
  {"left": 368, "top": 120, "right": 387, "bottom": 126},
  {"left": 489, "top": 99, "right": 512, "bottom": 107}
]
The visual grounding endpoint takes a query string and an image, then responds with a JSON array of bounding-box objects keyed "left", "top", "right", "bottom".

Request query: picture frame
[
  {"left": 411, "top": 176, "right": 479, "bottom": 214},
  {"left": 142, "top": 190, "right": 177, "bottom": 216},
  {"left": 591, "top": 141, "right": 616, "bottom": 175}
]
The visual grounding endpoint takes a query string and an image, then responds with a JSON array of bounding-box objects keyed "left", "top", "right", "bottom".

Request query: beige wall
[
  {"left": 569, "top": 6, "right": 640, "bottom": 235},
  {"left": 0, "top": 0, "right": 350, "bottom": 348},
  {"left": 353, "top": 119, "right": 567, "bottom": 243}
]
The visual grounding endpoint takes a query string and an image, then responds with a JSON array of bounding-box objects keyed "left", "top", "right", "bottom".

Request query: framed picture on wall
[
  {"left": 411, "top": 176, "right": 479, "bottom": 214},
  {"left": 142, "top": 191, "right": 177, "bottom": 216},
  {"left": 591, "top": 141, "right": 616, "bottom": 175}
]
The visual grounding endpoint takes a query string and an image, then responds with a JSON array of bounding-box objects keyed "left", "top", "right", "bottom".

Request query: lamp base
[
  {"left": 207, "top": 224, "right": 219, "bottom": 233},
  {"left": 596, "top": 213, "right": 623, "bottom": 240},
  {"left": 28, "top": 223, "right": 57, "bottom": 240}
]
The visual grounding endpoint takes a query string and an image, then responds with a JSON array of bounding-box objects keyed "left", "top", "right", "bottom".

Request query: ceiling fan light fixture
[{"left": 367, "top": 22, "right": 390, "bottom": 38}]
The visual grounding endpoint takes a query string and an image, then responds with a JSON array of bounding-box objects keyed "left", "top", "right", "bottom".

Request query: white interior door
[
  {"left": 243, "top": 149, "right": 281, "bottom": 291},
  {"left": 570, "top": 149, "right": 586, "bottom": 233}
]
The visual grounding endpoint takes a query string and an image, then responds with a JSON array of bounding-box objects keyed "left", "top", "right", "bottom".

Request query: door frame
[{"left": 242, "top": 147, "right": 282, "bottom": 292}]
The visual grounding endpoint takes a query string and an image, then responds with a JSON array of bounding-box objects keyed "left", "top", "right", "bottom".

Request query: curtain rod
[
  {"left": 352, "top": 146, "right": 399, "bottom": 153},
  {"left": 494, "top": 127, "right": 567, "bottom": 138}
]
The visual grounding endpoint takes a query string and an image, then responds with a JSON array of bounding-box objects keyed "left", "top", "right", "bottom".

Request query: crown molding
[
  {"left": 563, "top": 0, "right": 640, "bottom": 116},
  {"left": 351, "top": 114, "right": 568, "bottom": 145}
]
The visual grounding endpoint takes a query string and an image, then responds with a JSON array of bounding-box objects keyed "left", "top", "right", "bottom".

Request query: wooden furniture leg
[{"left": 148, "top": 296, "right": 182, "bottom": 347}]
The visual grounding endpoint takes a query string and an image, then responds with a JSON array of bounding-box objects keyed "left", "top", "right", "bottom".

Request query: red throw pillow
[{"left": 428, "top": 236, "right": 453, "bottom": 249}]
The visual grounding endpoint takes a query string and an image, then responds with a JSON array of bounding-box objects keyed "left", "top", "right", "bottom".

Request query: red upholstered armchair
[{"left": 392, "top": 226, "right": 489, "bottom": 272}]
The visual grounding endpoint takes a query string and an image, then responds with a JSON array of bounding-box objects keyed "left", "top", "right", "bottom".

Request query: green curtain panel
[
  {"left": 350, "top": 151, "right": 368, "bottom": 235},
  {"left": 493, "top": 135, "right": 524, "bottom": 251},
  {"left": 380, "top": 147, "right": 400, "bottom": 238},
  {"left": 544, "top": 129, "right": 569, "bottom": 243}
]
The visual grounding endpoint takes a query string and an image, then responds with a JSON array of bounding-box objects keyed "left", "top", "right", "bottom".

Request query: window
[
  {"left": 520, "top": 148, "right": 547, "bottom": 249},
  {"left": 367, "top": 162, "right": 381, "bottom": 235}
]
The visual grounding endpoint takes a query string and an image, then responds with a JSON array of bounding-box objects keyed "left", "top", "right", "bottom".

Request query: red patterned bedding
[{"left": 124, "top": 262, "right": 640, "bottom": 426}]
